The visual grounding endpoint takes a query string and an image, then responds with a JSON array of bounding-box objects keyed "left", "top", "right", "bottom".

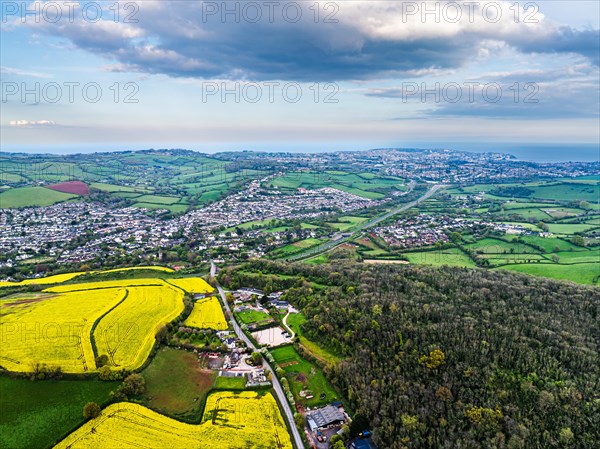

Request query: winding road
[
  {"left": 282, "top": 311, "right": 295, "bottom": 339},
  {"left": 211, "top": 261, "right": 305, "bottom": 449}
]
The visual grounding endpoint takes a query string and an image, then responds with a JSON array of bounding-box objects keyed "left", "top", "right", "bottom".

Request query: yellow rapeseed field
[
  {"left": 93, "top": 283, "right": 184, "bottom": 369},
  {"left": 0, "top": 272, "right": 85, "bottom": 288},
  {"left": 99, "top": 266, "right": 174, "bottom": 274},
  {"left": 168, "top": 277, "right": 213, "bottom": 293},
  {"left": 184, "top": 296, "right": 228, "bottom": 330},
  {"left": 44, "top": 278, "right": 165, "bottom": 293},
  {"left": 54, "top": 392, "right": 293, "bottom": 449},
  {"left": 0, "top": 289, "right": 123, "bottom": 372},
  {"left": 0, "top": 266, "right": 173, "bottom": 289},
  {"left": 0, "top": 278, "right": 184, "bottom": 373}
]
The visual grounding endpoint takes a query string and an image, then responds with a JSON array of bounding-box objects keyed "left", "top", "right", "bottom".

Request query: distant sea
[{"left": 438, "top": 143, "right": 600, "bottom": 163}]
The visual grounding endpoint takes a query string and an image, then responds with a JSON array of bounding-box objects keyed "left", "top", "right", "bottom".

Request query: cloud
[
  {"left": 0, "top": 66, "right": 53, "bottom": 79},
  {"left": 9, "top": 119, "right": 56, "bottom": 127},
  {"left": 369, "top": 64, "right": 600, "bottom": 119},
  {"left": 12, "top": 1, "right": 599, "bottom": 82}
]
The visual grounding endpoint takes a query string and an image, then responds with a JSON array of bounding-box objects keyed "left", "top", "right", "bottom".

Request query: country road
[
  {"left": 288, "top": 183, "right": 447, "bottom": 261},
  {"left": 211, "top": 262, "right": 305, "bottom": 449},
  {"left": 282, "top": 311, "right": 295, "bottom": 340}
]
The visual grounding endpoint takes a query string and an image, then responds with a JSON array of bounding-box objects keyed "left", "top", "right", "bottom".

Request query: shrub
[
  {"left": 95, "top": 354, "right": 109, "bottom": 368},
  {"left": 83, "top": 402, "right": 101, "bottom": 420},
  {"left": 120, "top": 373, "right": 145, "bottom": 397}
]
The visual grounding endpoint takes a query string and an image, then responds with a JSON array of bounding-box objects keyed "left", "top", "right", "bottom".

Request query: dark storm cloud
[{"left": 22, "top": 1, "right": 600, "bottom": 82}]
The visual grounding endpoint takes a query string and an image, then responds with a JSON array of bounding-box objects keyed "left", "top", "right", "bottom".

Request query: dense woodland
[{"left": 221, "top": 260, "right": 600, "bottom": 449}]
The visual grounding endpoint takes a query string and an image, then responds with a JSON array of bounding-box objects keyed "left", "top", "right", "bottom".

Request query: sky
[{"left": 1, "top": 0, "right": 599, "bottom": 154}]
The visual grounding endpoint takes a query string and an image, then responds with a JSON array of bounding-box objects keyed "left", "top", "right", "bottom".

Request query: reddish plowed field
[{"left": 47, "top": 181, "right": 89, "bottom": 195}]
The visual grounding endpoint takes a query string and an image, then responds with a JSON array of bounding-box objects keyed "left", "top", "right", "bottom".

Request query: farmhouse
[
  {"left": 270, "top": 299, "right": 289, "bottom": 310},
  {"left": 224, "top": 337, "right": 237, "bottom": 350},
  {"left": 223, "top": 351, "right": 242, "bottom": 369},
  {"left": 239, "top": 287, "right": 264, "bottom": 296},
  {"left": 245, "top": 368, "right": 270, "bottom": 387},
  {"left": 234, "top": 288, "right": 265, "bottom": 302},
  {"left": 306, "top": 405, "right": 346, "bottom": 431}
]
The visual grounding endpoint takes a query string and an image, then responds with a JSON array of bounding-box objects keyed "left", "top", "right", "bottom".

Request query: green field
[
  {"left": 265, "top": 223, "right": 320, "bottom": 233},
  {"left": 291, "top": 238, "right": 323, "bottom": 249},
  {"left": 327, "top": 216, "right": 368, "bottom": 231},
  {"left": 449, "top": 181, "right": 599, "bottom": 203},
  {"left": 0, "top": 186, "right": 78, "bottom": 208},
  {"left": 235, "top": 308, "right": 272, "bottom": 324},
  {"left": 141, "top": 348, "right": 216, "bottom": 421},
  {"left": 483, "top": 253, "right": 550, "bottom": 265},
  {"left": 214, "top": 375, "right": 247, "bottom": 390},
  {"left": 500, "top": 262, "right": 600, "bottom": 285},
  {"left": 546, "top": 223, "right": 598, "bottom": 235},
  {"left": 112, "top": 191, "right": 144, "bottom": 199},
  {"left": 465, "top": 238, "right": 540, "bottom": 254},
  {"left": 197, "top": 190, "right": 226, "bottom": 203},
  {"left": 360, "top": 247, "right": 391, "bottom": 257},
  {"left": 90, "top": 183, "right": 151, "bottom": 193},
  {"left": 528, "top": 183, "right": 599, "bottom": 202},
  {"left": 135, "top": 194, "right": 182, "bottom": 205},
  {"left": 133, "top": 202, "right": 189, "bottom": 213},
  {"left": 224, "top": 219, "right": 274, "bottom": 232},
  {"left": 271, "top": 238, "right": 325, "bottom": 257},
  {"left": 519, "top": 235, "right": 584, "bottom": 252},
  {"left": 270, "top": 345, "right": 339, "bottom": 407},
  {"left": 355, "top": 237, "right": 391, "bottom": 257},
  {"left": 403, "top": 248, "right": 477, "bottom": 267},
  {"left": 0, "top": 173, "right": 24, "bottom": 183},
  {"left": 0, "top": 376, "right": 117, "bottom": 449},
  {"left": 550, "top": 249, "right": 600, "bottom": 264},
  {"left": 269, "top": 171, "right": 405, "bottom": 199},
  {"left": 1, "top": 151, "right": 266, "bottom": 211},
  {"left": 498, "top": 221, "right": 542, "bottom": 231},
  {"left": 501, "top": 202, "right": 554, "bottom": 210},
  {"left": 497, "top": 207, "right": 551, "bottom": 220},
  {"left": 542, "top": 207, "right": 585, "bottom": 218},
  {"left": 304, "top": 253, "right": 330, "bottom": 265}
]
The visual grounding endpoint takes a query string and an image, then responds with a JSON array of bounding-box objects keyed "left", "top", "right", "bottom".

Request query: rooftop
[{"left": 306, "top": 405, "right": 345, "bottom": 429}]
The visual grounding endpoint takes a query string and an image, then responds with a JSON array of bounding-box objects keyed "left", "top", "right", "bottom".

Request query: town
[{"left": 1, "top": 148, "right": 598, "bottom": 279}]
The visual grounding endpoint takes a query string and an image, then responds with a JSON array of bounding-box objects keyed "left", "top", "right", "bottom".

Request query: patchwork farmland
[
  {"left": 0, "top": 279, "right": 184, "bottom": 373},
  {"left": 0, "top": 267, "right": 299, "bottom": 449},
  {"left": 0, "top": 269, "right": 215, "bottom": 373},
  {"left": 268, "top": 170, "right": 406, "bottom": 200}
]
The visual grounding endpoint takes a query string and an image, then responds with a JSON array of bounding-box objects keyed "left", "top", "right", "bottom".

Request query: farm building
[
  {"left": 234, "top": 288, "right": 265, "bottom": 302},
  {"left": 239, "top": 287, "right": 264, "bottom": 296},
  {"left": 306, "top": 405, "right": 346, "bottom": 431}
]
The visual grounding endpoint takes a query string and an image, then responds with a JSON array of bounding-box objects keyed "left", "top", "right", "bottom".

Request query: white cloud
[
  {"left": 9, "top": 120, "right": 56, "bottom": 127},
  {"left": 0, "top": 66, "right": 52, "bottom": 79}
]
